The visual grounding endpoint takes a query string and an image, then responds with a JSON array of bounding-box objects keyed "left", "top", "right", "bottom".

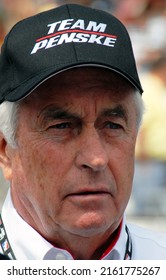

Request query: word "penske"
[{"left": 31, "top": 19, "right": 117, "bottom": 54}]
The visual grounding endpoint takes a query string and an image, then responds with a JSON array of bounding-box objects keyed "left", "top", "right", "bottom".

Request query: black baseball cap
[{"left": 0, "top": 4, "right": 143, "bottom": 103}]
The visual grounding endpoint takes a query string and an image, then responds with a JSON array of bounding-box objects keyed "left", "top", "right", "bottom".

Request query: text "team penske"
[{"left": 31, "top": 19, "right": 117, "bottom": 54}]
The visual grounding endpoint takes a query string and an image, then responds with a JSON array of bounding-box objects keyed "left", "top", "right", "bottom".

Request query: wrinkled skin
[{"left": 0, "top": 67, "right": 138, "bottom": 259}]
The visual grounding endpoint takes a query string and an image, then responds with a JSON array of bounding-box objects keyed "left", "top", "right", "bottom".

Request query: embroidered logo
[{"left": 31, "top": 19, "right": 117, "bottom": 54}]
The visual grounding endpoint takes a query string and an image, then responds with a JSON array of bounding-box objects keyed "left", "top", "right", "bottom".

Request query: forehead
[{"left": 21, "top": 67, "right": 135, "bottom": 109}]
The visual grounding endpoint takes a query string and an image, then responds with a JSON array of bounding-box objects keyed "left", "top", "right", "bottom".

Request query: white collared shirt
[{"left": 1, "top": 190, "right": 166, "bottom": 260}]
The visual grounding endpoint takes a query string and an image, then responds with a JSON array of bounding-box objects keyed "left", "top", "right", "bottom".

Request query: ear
[{"left": 0, "top": 133, "right": 13, "bottom": 181}]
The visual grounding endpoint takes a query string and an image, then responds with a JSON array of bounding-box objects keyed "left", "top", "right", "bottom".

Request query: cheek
[
  {"left": 110, "top": 140, "right": 135, "bottom": 197},
  {"left": 21, "top": 142, "right": 75, "bottom": 191}
]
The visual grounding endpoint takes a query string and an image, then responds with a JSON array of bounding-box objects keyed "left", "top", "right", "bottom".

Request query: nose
[{"left": 75, "top": 127, "right": 109, "bottom": 172}]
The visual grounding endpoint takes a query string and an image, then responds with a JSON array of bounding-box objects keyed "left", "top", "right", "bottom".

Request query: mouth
[
  {"left": 64, "top": 189, "right": 112, "bottom": 209},
  {"left": 65, "top": 187, "right": 112, "bottom": 200},
  {"left": 71, "top": 191, "right": 110, "bottom": 196}
]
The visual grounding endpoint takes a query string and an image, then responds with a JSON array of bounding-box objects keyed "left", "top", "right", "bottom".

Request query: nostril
[{"left": 82, "top": 164, "right": 91, "bottom": 169}]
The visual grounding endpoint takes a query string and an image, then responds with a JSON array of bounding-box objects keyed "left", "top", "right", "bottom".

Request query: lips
[
  {"left": 65, "top": 186, "right": 112, "bottom": 198},
  {"left": 71, "top": 191, "right": 109, "bottom": 195}
]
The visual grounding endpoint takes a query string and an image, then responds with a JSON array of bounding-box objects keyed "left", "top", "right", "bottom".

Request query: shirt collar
[{"left": 2, "top": 190, "right": 127, "bottom": 260}]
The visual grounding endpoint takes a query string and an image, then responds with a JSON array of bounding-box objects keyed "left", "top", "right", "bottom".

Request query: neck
[{"left": 48, "top": 223, "right": 122, "bottom": 260}]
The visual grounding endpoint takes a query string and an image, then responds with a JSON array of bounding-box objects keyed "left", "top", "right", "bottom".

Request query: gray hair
[
  {"left": 134, "top": 91, "right": 145, "bottom": 129},
  {"left": 0, "top": 92, "right": 144, "bottom": 148},
  {"left": 0, "top": 101, "right": 20, "bottom": 148}
]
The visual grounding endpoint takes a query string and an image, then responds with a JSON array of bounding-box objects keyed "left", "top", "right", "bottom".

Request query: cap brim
[{"left": 5, "top": 63, "right": 143, "bottom": 102}]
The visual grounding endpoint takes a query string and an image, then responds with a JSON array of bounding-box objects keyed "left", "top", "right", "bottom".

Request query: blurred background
[{"left": 0, "top": 0, "right": 166, "bottom": 232}]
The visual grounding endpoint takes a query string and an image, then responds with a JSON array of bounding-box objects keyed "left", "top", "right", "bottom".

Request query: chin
[{"left": 69, "top": 214, "right": 113, "bottom": 237}]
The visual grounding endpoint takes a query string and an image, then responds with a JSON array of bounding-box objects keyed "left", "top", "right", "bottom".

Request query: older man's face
[{"left": 7, "top": 68, "right": 138, "bottom": 244}]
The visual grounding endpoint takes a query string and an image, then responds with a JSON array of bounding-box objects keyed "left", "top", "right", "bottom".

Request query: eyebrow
[
  {"left": 41, "top": 106, "right": 79, "bottom": 121},
  {"left": 101, "top": 105, "right": 128, "bottom": 122}
]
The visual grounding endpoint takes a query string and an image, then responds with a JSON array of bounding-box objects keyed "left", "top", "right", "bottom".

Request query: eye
[
  {"left": 53, "top": 122, "right": 71, "bottom": 129},
  {"left": 105, "top": 122, "right": 123, "bottom": 129}
]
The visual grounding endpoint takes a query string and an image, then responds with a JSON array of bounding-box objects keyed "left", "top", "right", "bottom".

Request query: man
[{"left": 0, "top": 4, "right": 165, "bottom": 260}]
